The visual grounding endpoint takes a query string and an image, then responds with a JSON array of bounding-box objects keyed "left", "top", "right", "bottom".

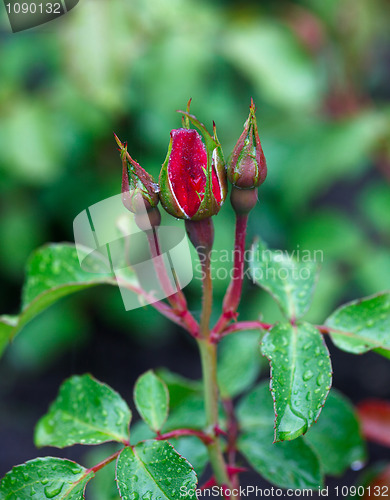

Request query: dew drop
[
  {"left": 44, "top": 481, "right": 64, "bottom": 498},
  {"left": 303, "top": 370, "right": 314, "bottom": 381},
  {"left": 351, "top": 460, "right": 365, "bottom": 471},
  {"left": 278, "top": 404, "right": 307, "bottom": 439}
]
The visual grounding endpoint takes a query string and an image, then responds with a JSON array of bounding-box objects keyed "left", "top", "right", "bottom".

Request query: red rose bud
[
  {"left": 114, "top": 133, "right": 159, "bottom": 214},
  {"left": 228, "top": 98, "right": 266, "bottom": 189},
  {"left": 159, "top": 109, "right": 227, "bottom": 221}
]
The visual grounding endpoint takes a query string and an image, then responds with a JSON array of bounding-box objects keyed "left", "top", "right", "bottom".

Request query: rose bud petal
[
  {"left": 114, "top": 133, "right": 159, "bottom": 214},
  {"left": 228, "top": 98, "right": 267, "bottom": 189},
  {"left": 159, "top": 108, "right": 227, "bottom": 221}
]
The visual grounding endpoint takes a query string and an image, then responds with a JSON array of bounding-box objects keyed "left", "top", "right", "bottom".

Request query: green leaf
[
  {"left": 163, "top": 395, "right": 207, "bottom": 432},
  {"left": 35, "top": 374, "right": 131, "bottom": 447},
  {"left": 156, "top": 369, "right": 202, "bottom": 409},
  {"left": 325, "top": 293, "right": 390, "bottom": 354},
  {"left": 148, "top": 371, "right": 207, "bottom": 433},
  {"left": 115, "top": 442, "right": 197, "bottom": 500},
  {"left": 237, "top": 383, "right": 323, "bottom": 490},
  {"left": 0, "top": 244, "right": 117, "bottom": 356},
  {"left": 239, "top": 430, "right": 322, "bottom": 490},
  {"left": 0, "top": 457, "right": 94, "bottom": 499},
  {"left": 375, "top": 348, "right": 390, "bottom": 360},
  {"left": 134, "top": 371, "right": 169, "bottom": 432},
  {"left": 249, "top": 240, "right": 319, "bottom": 320},
  {"left": 0, "top": 317, "right": 17, "bottom": 357},
  {"left": 236, "top": 382, "right": 275, "bottom": 430},
  {"left": 217, "top": 330, "right": 263, "bottom": 399},
  {"left": 305, "top": 390, "right": 366, "bottom": 476},
  {"left": 7, "top": 301, "right": 88, "bottom": 372},
  {"left": 168, "top": 437, "right": 208, "bottom": 479},
  {"left": 261, "top": 322, "right": 332, "bottom": 441}
]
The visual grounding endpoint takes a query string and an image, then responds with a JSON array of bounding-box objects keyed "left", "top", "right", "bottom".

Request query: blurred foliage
[{"left": 0, "top": 0, "right": 390, "bottom": 369}]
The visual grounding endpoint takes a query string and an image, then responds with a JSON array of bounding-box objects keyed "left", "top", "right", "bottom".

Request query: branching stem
[
  {"left": 156, "top": 429, "right": 213, "bottom": 445},
  {"left": 88, "top": 449, "right": 123, "bottom": 474},
  {"left": 212, "top": 320, "right": 272, "bottom": 342}
]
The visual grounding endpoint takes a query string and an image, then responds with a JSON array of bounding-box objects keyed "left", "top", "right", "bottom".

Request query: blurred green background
[{"left": 0, "top": 0, "right": 390, "bottom": 492}]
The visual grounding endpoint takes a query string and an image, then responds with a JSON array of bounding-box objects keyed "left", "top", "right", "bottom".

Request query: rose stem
[
  {"left": 212, "top": 213, "right": 248, "bottom": 338},
  {"left": 146, "top": 227, "right": 199, "bottom": 337},
  {"left": 185, "top": 218, "right": 232, "bottom": 490}
]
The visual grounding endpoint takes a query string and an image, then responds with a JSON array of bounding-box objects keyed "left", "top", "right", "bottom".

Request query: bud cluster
[{"left": 115, "top": 99, "right": 266, "bottom": 222}]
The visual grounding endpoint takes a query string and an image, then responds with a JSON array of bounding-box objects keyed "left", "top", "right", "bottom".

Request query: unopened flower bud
[
  {"left": 228, "top": 98, "right": 266, "bottom": 189},
  {"left": 159, "top": 103, "right": 227, "bottom": 221},
  {"left": 114, "top": 133, "right": 159, "bottom": 214}
]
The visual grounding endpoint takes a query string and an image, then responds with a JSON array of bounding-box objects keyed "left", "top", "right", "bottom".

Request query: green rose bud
[
  {"left": 228, "top": 98, "right": 267, "bottom": 189},
  {"left": 114, "top": 133, "right": 159, "bottom": 214}
]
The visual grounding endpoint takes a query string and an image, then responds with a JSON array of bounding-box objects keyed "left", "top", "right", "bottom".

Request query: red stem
[
  {"left": 212, "top": 214, "right": 248, "bottom": 337},
  {"left": 223, "top": 399, "right": 240, "bottom": 498},
  {"left": 116, "top": 278, "right": 185, "bottom": 324},
  {"left": 156, "top": 428, "right": 213, "bottom": 445},
  {"left": 116, "top": 279, "right": 199, "bottom": 338},
  {"left": 211, "top": 320, "right": 272, "bottom": 343},
  {"left": 88, "top": 449, "right": 123, "bottom": 474},
  {"left": 146, "top": 227, "right": 185, "bottom": 308},
  {"left": 146, "top": 228, "right": 199, "bottom": 337}
]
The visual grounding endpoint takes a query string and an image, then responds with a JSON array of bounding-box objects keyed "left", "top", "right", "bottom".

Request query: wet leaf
[
  {"left": 217, "top": 330, "right": 263, "bottom": 398},
  {"left": 168, "top": 437, "right": 208, "bottom": 479},
  {"left": 249, "top": 240, "right": 319, "bottom": 320},
  {"left": 115, "top": 441, "right": 197, "bottom": 499},
  {"left": 325, "top": 292, "right": 390, "bottom": 354},
  {"left": 305, "top": 390, "right": 366, "bottom": 475},
  {"left": 261, "top": 322, "right": 332, "bottom": 441},
  {"left": 35, "top": 374, "right": 131, "bottom": 447},
  {"left": 237, "top": 383, "right": 323, "bottom": 490},
  {"left": 0, "top": 457, "right": 94, "bottom": 499},
  {"left": 0, "top": 244, "right": 117, "bottom": 357},
  {"left": 155, "top": 369, "right": 202, "bottom": 409},
  {"left": 134, "top": 371, "right": 169, "bottom": 432}
]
